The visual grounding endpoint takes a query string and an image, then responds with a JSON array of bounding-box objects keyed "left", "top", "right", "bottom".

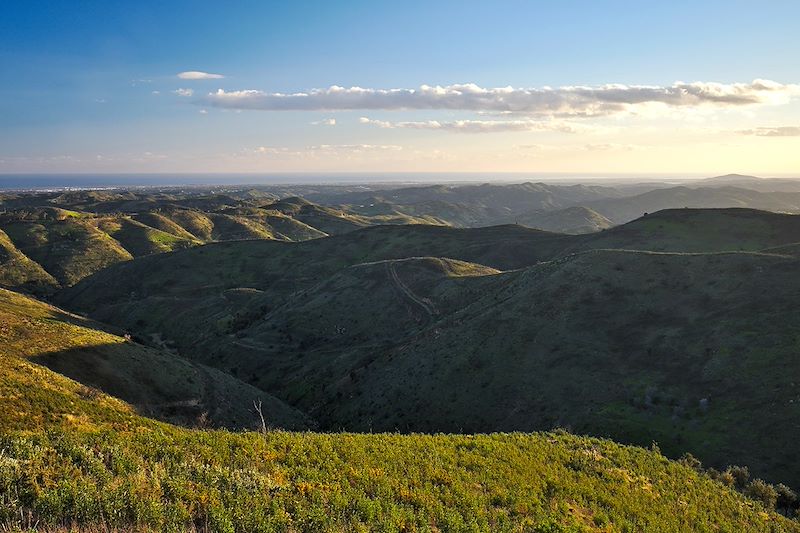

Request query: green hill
[
  {"left": 587, "top": 187, "right": 800, "bottom": 224},
  {"left": 569, "top": 208, "right": 800, "bottom": 254},
  {"left": 94, "top": 217, "right": 200, "bottom": 256},
  {"left": 132, "top": 211, "right": 203, "bottom": 240},
  {"left": 0, "top": 228, "right": 58, "bottom": 293},
  {"left": 0, "top": 288, "right": 309, "bottom": 430},
  {"left": 0, "top": 290, "right": 794, "bottom": 531},
  {"left": 266, "top": 196, "right": 371, "bottom": 234},
  {"left": 516, "top": 206, "right": 614, "bottom": 234},
  {"left": 56, "top": 209, "right": 800, "bottom": 489},
  {"left": 0, "top": 217, "right": 133, "bottom": 286},
  {"left": 4, "top": 425, "right": 795, "bottom": 532},
  {"left": 183, "top": 249, "right": 800, "bottom": 485}
]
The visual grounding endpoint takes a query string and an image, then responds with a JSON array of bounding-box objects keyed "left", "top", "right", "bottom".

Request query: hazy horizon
[{"left": 3, "top": 171, "right": 800, "bottom": 191}]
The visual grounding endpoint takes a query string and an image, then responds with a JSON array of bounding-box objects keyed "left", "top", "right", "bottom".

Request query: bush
[
  {"left": 745, "top": 479, "right": 778, "bottom": 509},
  {"left": 776, "top": 483, "right": 798, "bottom": 515},
  {"left": 725, "top": 465, "right": 750, "bottom": 489}
]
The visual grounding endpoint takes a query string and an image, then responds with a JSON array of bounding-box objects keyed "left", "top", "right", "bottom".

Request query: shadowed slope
[{"left": 0, "top": 288, "right": 310, "bottom": 430}]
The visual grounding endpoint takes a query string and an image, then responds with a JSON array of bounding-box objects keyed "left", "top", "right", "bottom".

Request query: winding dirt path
[{"left": 386, "top": 261, "right": 437, "bottom": 317}]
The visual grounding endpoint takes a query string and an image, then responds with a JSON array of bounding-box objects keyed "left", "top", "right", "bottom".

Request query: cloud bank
[
  {"left": 738, "top": 126, "right": 800, "bottom": 137},
  {"left": 199, "top": 80, "right": 799, "bottom": 116},
  {"left": 178, "top": 71, "right": 224, "bottom": 80},
  {"left": 358, "top": 117, "right": 583, "bottom": 133}
]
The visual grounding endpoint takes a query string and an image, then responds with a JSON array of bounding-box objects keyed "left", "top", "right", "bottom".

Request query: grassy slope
[
  {"left": 0, "top": 228, "right": 59, "bottom": 293},
  {"left": 94, "top": 217, "right": 199, "bottom": 256},
  {"left": 56, "top": 209, "right": 800, "bottom": 488},
  {"left": 1, "top": 219, "right": 133, "bottom": 286},
  {"left": 0, "top": 294, "right": 794, "bottom": 531},
  {"left": 0, "top": 288, "right": 309, "bottom": 430},
  {"left": 574, "top": 208, "right": 800, "bottom": 253},
  {"left": 132, "top": 211, "right": 203, "bottom": 240},
  {"left": 3, "top": 427, "right": 794, "bottom": 532},
  {"left": 195, "top": 250, "right": 800, "bottom": 485},
  {"left": 516, "top": 206, "right": 614, "bottom": 234},
  {"left": 163, "top": 209, "right": 216, "bottom": 240},
  {"left": 586, "top": 187, "right": 800, "bottom": 224}
]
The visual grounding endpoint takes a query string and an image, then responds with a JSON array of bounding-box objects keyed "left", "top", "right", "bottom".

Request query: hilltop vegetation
[{"left": 5, "top": 426, "right": 797, "bottom": 532}]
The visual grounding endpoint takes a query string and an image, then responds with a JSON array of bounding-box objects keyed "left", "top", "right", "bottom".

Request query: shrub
[{"left": 745, "top": 479, "right": 778, "bottom": 509}]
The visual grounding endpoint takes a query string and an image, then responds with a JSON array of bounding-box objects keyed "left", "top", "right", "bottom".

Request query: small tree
[
  {"left": 744, "top": 479, "right": 778, "bottom": 510},
  {"left": 679, "top": 452, "right": 702, "bottom": 471},
  {"left": 725, "top": 465, "right": 750, "bottom": 489},
  {"left": 253, "top": 399, "right": 269, "bottom": 440},
  {"left": 775, "top": 483, "right": 798, "bottom": 515}
]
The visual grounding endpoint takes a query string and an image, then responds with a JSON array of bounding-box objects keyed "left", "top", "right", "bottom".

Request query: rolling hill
[
  {"left": 587, "top": 186, "right": 800, "bottom": 224},
  {"left": 0, "top": 227, "right": 58, "bottom": 293},
  {"left": 0, "top": 285, "right": 794, "bottom": 530},
  {"left": 3, "top": 199, "right": 800, "bottom": 529},
  {"left": 56, "top": 208, "right": 800, "bottom": 488},
  {"left": 0, "top": 288, "right": 309, "bottom": 430},
  {"left": 514, "top": 206, "right": 614, "bottom": 234},
  {"left": 0, "top": 191, "right": 452, "bottom": 292}
]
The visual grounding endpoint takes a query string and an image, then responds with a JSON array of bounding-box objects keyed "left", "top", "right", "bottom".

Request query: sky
[{"left": 1, "top": 0, "right": 799, "bottom": 177}]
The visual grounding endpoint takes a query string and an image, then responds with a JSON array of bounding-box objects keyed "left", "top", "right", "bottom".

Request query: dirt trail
[{"left": 386, "top": 262, "right": 437, "bottom": 317}]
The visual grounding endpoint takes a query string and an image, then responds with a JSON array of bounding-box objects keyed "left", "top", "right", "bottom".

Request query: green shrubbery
[{"left": 1, "top": 428, "right": 798, "bottom": 532}]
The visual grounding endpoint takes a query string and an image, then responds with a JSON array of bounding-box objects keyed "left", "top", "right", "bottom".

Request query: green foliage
[
  {"left": 0, "top": 428, "right": 796, "bottom": 532},
  {"left": 746, "top": 479, "right": 779, "bottom": 510}
]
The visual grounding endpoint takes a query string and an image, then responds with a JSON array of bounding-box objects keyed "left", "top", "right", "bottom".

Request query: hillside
[
  {"left": 0, "top": 288, "right": 309, "bottom": 430},
  {"left": 515, "top": 206, "right": 614, "bottom": 234},
  {"left": 0, "top": 191, "right": 456, "bottom": 291},
  {"left": 587, "top": 186, "right": 800, "bottom": 224},
  {"left": 0, "top": 294, "right": 793, "bottom": 531},
  {"left": 327, "top": 182, "right": 625, "bottom": 229},
  {"left": 0, "top": 228, "right": 58, "bottom": 293},
  {"left": 179, "top": 249, "right": 800, "bottom": 485},
  {"left": 0, "top": 215, "right": 134, "bottom": 286},
  {"left": 694, "top": 174, "right": 800, "bottom": 192},
  {"left": 573, "top": 208, "right": 800, "bottom": 253},
  {"left": 4, "top": 426, "right": 795, "bottom": 532},
  {"left": 57, "top": 208, "right": 800, "bottom": 488},
  {"left": 3, "top": 201, "right": 800, "bottom": 529}
]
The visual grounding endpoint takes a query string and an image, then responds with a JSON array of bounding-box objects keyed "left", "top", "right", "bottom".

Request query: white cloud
[
  {"left": 252, "top": 144, "right": 403, "bottom": 159},
  {"left": 738, "top": 126, "right": 800, "bottom": 137},
  {"left": 584, "top": 143, "right": 637, "bottom": 152},
  {"left": 199, "top": 80, "right": 800, "bottom": 116},
  {"left": 312, "top": 118, "right": 337, "bottom": 126},
  {"left": 199, "top": 109, "right": 208, "bottom": 114},
  {"left": 151, "top": 90, "right": 161, "bottom": 95},
  {"left": 173, "top": 88, "right": 194, "bottom": 97},
  {"left": 358, "top": 116, "right": 584, "bottom": 133},
  {"left": 177, "top": 71, "right": 224, "bottom": 80}
]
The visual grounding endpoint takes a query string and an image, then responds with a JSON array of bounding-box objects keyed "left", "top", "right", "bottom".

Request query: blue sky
[{"left": 1, "top": 1, "right": 799, "bottom": 175}]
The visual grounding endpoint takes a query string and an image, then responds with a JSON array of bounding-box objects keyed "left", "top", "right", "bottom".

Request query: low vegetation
[{"left": 2, "top": 426, "right": 798, "bottom": 532}]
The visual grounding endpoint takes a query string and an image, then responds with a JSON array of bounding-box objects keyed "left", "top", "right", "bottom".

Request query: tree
[
  {"left": 744, "top": 479, "right": 778, "bottom": 510},
  {"left": 725, "top": 465, "right": 750, "bottom": 489},
  {"left": 679, "top": 452, "right": 702, "bottom": 471},
  {"left": 775, "top": 483, "right": 798, "bottom": 515}
]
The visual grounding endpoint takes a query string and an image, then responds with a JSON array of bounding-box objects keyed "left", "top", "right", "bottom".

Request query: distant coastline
[{"left": 0, "top": 172, "right": 767, "bottom": 191}]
